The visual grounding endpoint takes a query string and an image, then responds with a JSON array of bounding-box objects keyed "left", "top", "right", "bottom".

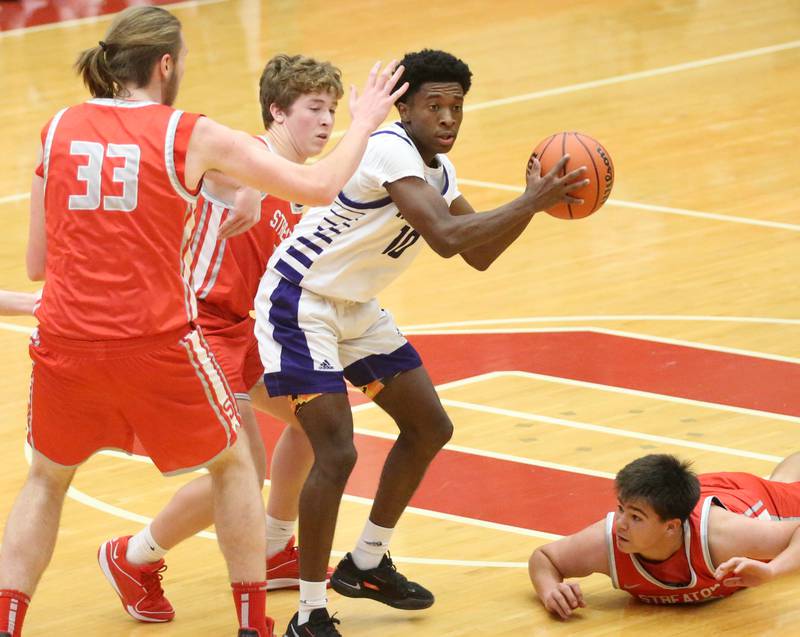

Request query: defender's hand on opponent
[
  {"left": 525, "top": 155, "right": 589, "bottom": 213},
  {"left": 348, "top": 61, "right": 409, "bottom": 131},
  {"left": 541, "top": 581, "right": 586, "bottom": 619},
  {"left": 715, "top": 557, "right": 775, "bottom": 588},
  {"left": 219, "top": 186, "right": 262, "bottom": 239}
]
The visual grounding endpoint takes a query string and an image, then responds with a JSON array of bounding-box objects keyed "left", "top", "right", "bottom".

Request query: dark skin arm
[
  {"left": 448, "top": 195, "right": 533, "bottom": 270},
  {"left": 384, "top": 155, "right": 587, "bottom": 263}
]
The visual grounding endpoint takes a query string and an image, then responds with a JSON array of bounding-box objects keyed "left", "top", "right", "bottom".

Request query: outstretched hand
[
  {"left": 542, "top": 581, "right": 586, "bottom": 619},
  {"left": 219, "top": 186, "right": 262, "bottom": 240},
  {"left": 349, "top": 61, "right": 409, "bottom": 132},
  {"left": 714, "top": 557, "right": 774, "bottom": 588},
  {"left": 525, "top": 155, "right": 589, "bottom": 213}
]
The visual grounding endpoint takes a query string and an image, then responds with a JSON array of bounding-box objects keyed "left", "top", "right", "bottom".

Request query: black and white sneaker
[
  {"left": 330, "top": 552, "right": 434, "bottom": 610},
  {"left": 283, "top": 608, "right": 341, "bottom": 637}
]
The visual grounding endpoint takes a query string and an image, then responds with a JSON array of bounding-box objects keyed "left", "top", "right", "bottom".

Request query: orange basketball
[{"left": 526, "top": 132, "right": 614, "bottom": 219}]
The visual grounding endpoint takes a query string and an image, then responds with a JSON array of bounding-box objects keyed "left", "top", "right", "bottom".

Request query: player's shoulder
[
  {"left": 436, "top": 151, "right": 459, "bottom": 174},
  {"left": 368, "top": 122, "right": 418, "bottom": 153}
]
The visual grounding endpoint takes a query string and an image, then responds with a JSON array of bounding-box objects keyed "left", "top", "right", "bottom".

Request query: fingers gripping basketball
[{"left": 528, "top": 132, "right": 614, "bottom": 219}]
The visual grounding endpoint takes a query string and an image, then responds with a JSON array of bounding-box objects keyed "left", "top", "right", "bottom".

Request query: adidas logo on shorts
[{"left": 317, "top": 359, "right": 335, "bottom": 370}]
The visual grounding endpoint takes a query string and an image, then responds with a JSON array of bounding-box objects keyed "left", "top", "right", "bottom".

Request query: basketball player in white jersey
[{"left": 254, "top": 49, "right": 589, "bottom": 636}]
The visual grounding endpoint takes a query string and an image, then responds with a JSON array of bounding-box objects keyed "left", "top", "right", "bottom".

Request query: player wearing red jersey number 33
[{"left": 0, "top": 6, "right": 407, "bottom": 637}]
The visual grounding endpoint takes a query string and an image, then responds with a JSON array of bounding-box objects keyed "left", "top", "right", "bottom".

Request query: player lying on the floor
[{"left": 529, "top": 452, "right": 800, "bottom": 618}]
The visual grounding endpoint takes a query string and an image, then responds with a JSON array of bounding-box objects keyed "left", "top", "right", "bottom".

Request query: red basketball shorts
[
  {"left": 197, "top": 312, "right": 263, "bottom": 399},
  {"left": 27, "top": 326, "right": 240, "bottom": 475},
  {"left": 701, "top": 472, "right": 800, "bottom": 519}
]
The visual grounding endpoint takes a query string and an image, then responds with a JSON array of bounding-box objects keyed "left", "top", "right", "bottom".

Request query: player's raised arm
[
  {"left": 710, "top": 506, "right": 800, "bottom": 587},
  {"left": 187, "top": 62, "right": 407, "bottom": 206},
  {"left": 529, "top": 519, "right": 608, "bottom": 619}
]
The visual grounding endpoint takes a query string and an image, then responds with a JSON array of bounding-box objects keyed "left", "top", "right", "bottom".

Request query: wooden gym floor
[{"left": 1, "top": 0, "right": 799, "bottom": 634}]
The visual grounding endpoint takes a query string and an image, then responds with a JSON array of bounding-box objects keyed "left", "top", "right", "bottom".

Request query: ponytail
[
  {"left": 75, "top": 42, "right": 120, "bottom": 98},
  {"left": 73, "top": 7, "right": 182, "bottom": 99}
]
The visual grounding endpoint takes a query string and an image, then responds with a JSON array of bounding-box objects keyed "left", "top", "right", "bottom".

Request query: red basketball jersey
[
  {"left": 190, "top": 136, "right": 302, "bottom": 325},
  {"left": 34, "top": 99, "right": 203, "bottom": 340},
  {"left": 606, "top": 472, "right": 799, "bottom": 604}
]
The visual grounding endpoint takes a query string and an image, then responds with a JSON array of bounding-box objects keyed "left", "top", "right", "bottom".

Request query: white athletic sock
[
  {"left": 266, "top": 515, "right": 295, "bottom": 559},
  {"left": 298, "top": 579, "right": 327, "bottom": 625},
  {"left": 350, "top": 519, "right": 395, "bottom": 571},
  {"left": 126, "top": 525, "right": 168, "bottom": 565}
]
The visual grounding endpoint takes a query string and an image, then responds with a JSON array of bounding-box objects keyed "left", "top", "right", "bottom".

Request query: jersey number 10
[
  {"left": 382, "top": 224, "right": 420, "bottom": 259},
  {"left": 68, "top": 141, "right": 141, "bottom": 212}
]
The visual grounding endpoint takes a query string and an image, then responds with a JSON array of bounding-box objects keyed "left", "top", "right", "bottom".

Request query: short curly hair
[
  {"left": 615, "top": 454, "right": 701, "bottom": 523},
  {"left": 259, "top": 54, "right": 344, "bottom": 129},
  {"left": 396, "top": 49, "right": 472, "bottom": 103}
]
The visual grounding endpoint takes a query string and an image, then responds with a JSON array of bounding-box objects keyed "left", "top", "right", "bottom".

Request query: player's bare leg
[
  {"left": 329, "top": 365, "right": 449, "bottom": 611},
  {"left": 293, "top": 393, "right": 356, "bottom": 582},
  {"left": 369, "top": 365, "right": 453, "bottom": 526},
  {"left": 250, "top": 384, "right": 314, "bottom": 523},
  {"left": 0, "top": 452, "right": 76, "bottom": 595},
  {"left": 206, "top": 440, "right": 267, "bottom": 581},
  {"left": 149, "top": 401, "right": 265, "bottom": 549},
  {"left": 770, "top": 452, "right": 800, "bottom": 482}
]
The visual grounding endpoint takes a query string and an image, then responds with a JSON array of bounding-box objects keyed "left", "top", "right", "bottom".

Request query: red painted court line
[
  {"left": 408, "top": 332, "right": 800, "bottom": 417},
  {"left": 0, "top": 0, "right": 175, "bottom": 31}
]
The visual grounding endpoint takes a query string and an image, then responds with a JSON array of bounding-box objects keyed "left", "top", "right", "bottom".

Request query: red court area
[
  {"left": 0, "top": 0, "right": 175, "bottom": 31},
  {"left": 258, "top": 331, "right": 800, "bottom": 536},
  {"left": 129, "top": 330, "right": 797, "bottom": 536}
]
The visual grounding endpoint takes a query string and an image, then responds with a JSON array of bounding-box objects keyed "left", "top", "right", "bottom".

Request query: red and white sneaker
[
  {"left": 238, "top": 616, "right": 275, "bottom": 637},
  {"left": 97, "top": 536, "right": 175, "bottom": 622},
  {"left": 266, "top": 536, "right": 332, "bottom": 591}
]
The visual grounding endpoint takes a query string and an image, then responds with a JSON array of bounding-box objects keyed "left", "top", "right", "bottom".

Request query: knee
[
  {"left": 428, "top": 416, "right": 454, "bottom": 450},
  {"left": 27, "top": 463, "right": 74, "bottom": 495},
  {"left": 407, "top": 414, "right": 453, "bottom": 452},
  {"left": 314, "top": 442, "right": 358, "bottom": 487}
]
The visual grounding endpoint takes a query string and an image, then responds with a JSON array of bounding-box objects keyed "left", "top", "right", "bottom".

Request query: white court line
[
  {"left": 429, "top": 367, "right": 800, "bottom": 427},
  {"left": 0, "top": 193, "right": 28, "bottom": 206},
  {"left": 441, "top": 394, "right": 783, "bottom": 463},
  {"left": 27, "top": 446, "right": 545, "bottom": 565},
  {"left": 498, "top": 370, "right": 800, "bottom": 426},
  {"left": 6, "top": 171, "right": 794, "bottom": 233},
  {"left": 401, "top": 315, "right": 800, "bottom": 329},
  {"left": 0, "top": 0, "right": 229, "bottom": 38},
  {"left": 464, "top": 40, "right": 800, "bottom": 112},
  {"left": 11, "top": 325, "right": 792, "bottom": 557},
  {"left": 0, "top": 321, "right": 35, "bottom": 335},
  {"left": 3, "top": 37, "right": 799, "bottom": 235},
  {"left": 457, "top": 178, "right": 800, "bottom": 232},
  {"left": 402, "top": 324, "right": 800, "bottom": 366}
]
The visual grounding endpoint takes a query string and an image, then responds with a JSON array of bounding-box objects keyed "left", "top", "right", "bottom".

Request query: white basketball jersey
[{"left": 267, "top": 122, "right": 461, "bottom": 302}]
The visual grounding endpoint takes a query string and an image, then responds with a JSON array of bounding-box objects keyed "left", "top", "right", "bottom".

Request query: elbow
[
  {"left": 428, "top": 235, "right": 460, "bottom": 259},
  {"left": 466, "top": 256, "right": 492, "bottom": 271},
  {"left": 27, "top": 264, "right": 45, "bottom": 281},
  {"left": 27, "top": 256, "right": 45, "bottom": 281},
  {"left": 306, "top": 179, "right": 340, "bottom": 207}
]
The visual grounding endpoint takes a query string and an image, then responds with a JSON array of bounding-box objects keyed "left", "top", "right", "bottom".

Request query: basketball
[{"left": 526, "top": 132, "right": 614, "bottom": 219}]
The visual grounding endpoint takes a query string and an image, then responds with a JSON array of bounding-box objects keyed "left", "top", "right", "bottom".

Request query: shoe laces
[
  {"left": 377, "top": 552, "right": 409, "bottom": 588},
  {"left": 140, "top": 563, "right": 168, "bottom": 601},
  {"left": 310, "top": 611, "right": 341, "bottom": 635}
]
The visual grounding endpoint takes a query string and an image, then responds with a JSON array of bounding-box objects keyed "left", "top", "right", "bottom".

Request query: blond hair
[
  {"left": 259, "top": 54, "right": 344, "bottom": 128},
  {"left": 74, "top": 6, "right": 182, "bottom": 98}
]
